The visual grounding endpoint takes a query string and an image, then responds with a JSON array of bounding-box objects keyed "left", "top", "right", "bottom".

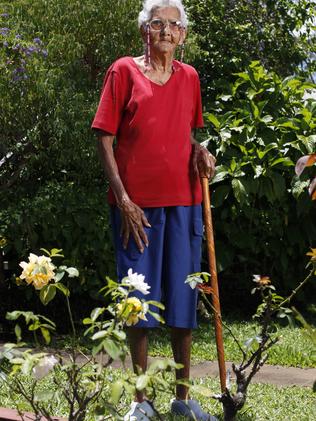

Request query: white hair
[{"left": 138, "top": 0, "right": 189, "bottom": 28}]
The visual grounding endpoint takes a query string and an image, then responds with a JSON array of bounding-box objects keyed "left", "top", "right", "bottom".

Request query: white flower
[
  {"left": 122, "top": 268, "right": 151, "bottom": 295},
  {"left": 185, "top": 274, "right": 203, "bottom": 290},
  {"left": 253, "top": 275, "right": 261, "bottom": 283},
  {"left": 32, "top": 355, "right": 58, "bottom": 380}
]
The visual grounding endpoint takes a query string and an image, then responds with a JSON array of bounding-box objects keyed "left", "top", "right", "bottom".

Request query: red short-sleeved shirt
[{"left": 92, "top": 57, "right": 204, "bottom": 207}]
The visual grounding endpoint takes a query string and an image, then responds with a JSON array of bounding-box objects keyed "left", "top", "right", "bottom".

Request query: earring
[
  {"left": 145, "top": 23, "right": 151, "bottom": 68},
  {"left": 180, "top": 42, "right": 185, "bottom": 63}
]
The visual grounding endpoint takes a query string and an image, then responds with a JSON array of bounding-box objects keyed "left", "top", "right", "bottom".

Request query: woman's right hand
[{"left": 118, "top": 198, "right": 151, "bottom": 253}]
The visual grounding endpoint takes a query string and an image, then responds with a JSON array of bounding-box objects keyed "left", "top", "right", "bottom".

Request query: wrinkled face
[{"left": 144, "top": 6, "right": 186, "bottom": 57}]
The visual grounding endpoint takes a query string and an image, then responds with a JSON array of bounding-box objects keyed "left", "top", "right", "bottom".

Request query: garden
[{"left": 0, "top": 0, "right": 315, "bottom": 420}]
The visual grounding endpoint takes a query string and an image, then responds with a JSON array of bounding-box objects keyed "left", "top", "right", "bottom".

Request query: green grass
[
  {"left": 148, "top": 320, "right": 316, "bottom": 368},
  {"left": 0, "top": 368, "right": 315, "bottom": 420}
]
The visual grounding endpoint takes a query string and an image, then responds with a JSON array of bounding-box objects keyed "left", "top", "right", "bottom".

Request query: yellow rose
[
  {"left": 19, "top": 253, "right": 55, "bottom": 289},
  {"left": 126, "top": 297, "right": 143, "bottom": 312},
  {"left": 116, "top": 297, "right": 148, "bottom": 326}
]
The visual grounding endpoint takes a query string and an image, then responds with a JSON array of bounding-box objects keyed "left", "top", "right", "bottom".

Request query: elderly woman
[{"left": 92, "top": 1, "right": 217, "bottom": 420}]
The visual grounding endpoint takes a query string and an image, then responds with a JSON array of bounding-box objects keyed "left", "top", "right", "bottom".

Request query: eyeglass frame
[{"left": 147, "top": 19, "right": 184, "bottom": 33}]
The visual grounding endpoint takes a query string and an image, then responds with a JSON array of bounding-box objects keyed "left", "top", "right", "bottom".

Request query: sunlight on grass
[{"left": 149, "top": 320, "right": 316, "bottom": 368}]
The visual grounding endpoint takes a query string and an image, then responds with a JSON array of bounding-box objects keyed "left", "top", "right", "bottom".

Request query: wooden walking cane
[{"left": 201, "top": 176, "right": 226, "bottom": 393}]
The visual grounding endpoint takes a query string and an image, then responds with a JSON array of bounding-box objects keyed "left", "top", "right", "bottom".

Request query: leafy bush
[
  {"left": 0, "top": 1, "right": 142, "bottom": 323},
  {"left": 205, "top": 61, "right": 316, "bottom": 310},
  {"left": 185, "top": 0, "right": 316, "bottom": 100}
]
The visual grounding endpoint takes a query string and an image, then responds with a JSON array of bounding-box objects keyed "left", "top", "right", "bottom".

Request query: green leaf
[
  {"left": 54, "top": 282, "right": 70, "bottom": 296},
  {"left": 111, "top": 380, "right": 124, "bottom": 404},
  {"left": 218, "top": 94, "right": 232, "bottom": 102},
  {"left": 257, "top": 143, "right": 278, "bottom": 159},
  {"left": 232, "top": 178, "right": 247, "bottom": 205},
  {"left": 65, "top": 267, "right": 79, "bottom": 277},
  {"left": 40, "top": 327, "right": 51, "bottom": 345},
  {"left": 251, "top": 101, "right": 260, "bottom": 119},
  {"left": 54, "top": 271, "right": 65, "bottom": 282},
  {"left": 14, "top": 324, "right": 22, "bottom": 342},
  {"left": 136, "top": 374, "right": 150, "bottom": 390},
  {"left": 49, "top": 248, "right": 64, "bottom": 257},
  {"left": 40, "top": 284, "right": 56, "bottom": 305},
  {"left": 260, "top": 115, "right": 273, "bottom": 124},
  {"left": 145, "top": 300, "right": 165, "bottom": 310},
  {"left": 91, "top": 307, "right": 105, "bottom": 322},
  {"left": 82, "top": 317, "right": 92, "bottom": 325},
  {"left": 276, "top": 120, "right": 300, "bottom": 130},
  {"left": 112, "top": 329, "right": 126, "bottom": 341},
  {"left": 207, "top": 113, "right": 220, "bottom": 129},
  {"left": 233, "top": 71, "right": 250, "bottom": 80},
  {"left": 270, "top": 157, "right": 294, "bottom": 167},
  {"left": 147, "top": 359, "right": 170, "bottom": 374},
  {"left": 147, "top": 310, "right": 165, "bottom": 324},
  {"left": 211, "top": 166, "right": 229, "bottom": 184},
  {"left": 92, "top": 330, "right": 108, "bottom": 341},
  {"left": 102, "top": 339, "right": 122, "bottom": 360}
]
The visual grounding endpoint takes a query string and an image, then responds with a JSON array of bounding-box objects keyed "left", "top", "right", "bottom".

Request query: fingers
[
  {"left": 130, "top": 222, "right": 146, "bottom": 253},
  {"left": 120, "top": 202, "right": 150, "bottom": 253},
  {"left": 197, "top": 148, "right": 216, "bottom": 179},
  {"left": 141, "top": 212, "right": 151, "bottom": 228}
]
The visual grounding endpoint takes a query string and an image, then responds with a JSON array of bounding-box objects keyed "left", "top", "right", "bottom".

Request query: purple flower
[
  {"left": 12, "top": 43, "right": 21, "bottom": 51},
  {"left": 13, "top": 67, "right": 26, "bottom": 73},
  {"left": 41, "top": 49, "right": 48, "bottom": 57},
  {"left": 3, "top": 40, "right": 8, "bottom": 47},
  {"left": 15, "top": 34, "right": 22, "bottom": 39},
  {"left": 0, "top": 13, "right": 9, "bottom": 18},
  {"left": 33, "top": 37, "right": 42, "bottom": 45},
  {"left": 0, "top": 27, "right": 10, "bottom": 35},
  {"left": 24, "top": 45, "right": 37, "bottom": 56}
]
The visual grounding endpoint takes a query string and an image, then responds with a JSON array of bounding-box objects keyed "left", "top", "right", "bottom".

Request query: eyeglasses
[{"left": 148, "top": 19, "right": 183, "bottom": 32}]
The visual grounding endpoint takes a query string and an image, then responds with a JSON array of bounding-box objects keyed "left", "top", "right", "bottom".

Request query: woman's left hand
[{"left": 192, "top": 143, "right": 216, "bottom": 179}]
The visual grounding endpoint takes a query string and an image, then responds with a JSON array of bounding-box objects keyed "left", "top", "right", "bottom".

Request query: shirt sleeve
[
  {"left": 91, "top": 64, "right": 127, "bottom": 135},
  {"left": 191, "top": 73, "right": 204, "bottom": 129}
]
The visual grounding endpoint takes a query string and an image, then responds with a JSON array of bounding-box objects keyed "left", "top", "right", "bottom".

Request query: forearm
[
  {"left": 190, "top": 130, "right": 199, "bottom": 145},
  {"left": 97, "top": 133, "right": 129, "bottom": 206}
]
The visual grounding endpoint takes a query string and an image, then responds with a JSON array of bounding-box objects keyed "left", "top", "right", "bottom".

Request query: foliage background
[{"left": 0, "top": 0, "right": 315, "bottom": 331}]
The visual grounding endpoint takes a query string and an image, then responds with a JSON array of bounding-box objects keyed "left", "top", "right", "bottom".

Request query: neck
[{"left": 148, "top": 51, "right": 174, "bottom": 72}]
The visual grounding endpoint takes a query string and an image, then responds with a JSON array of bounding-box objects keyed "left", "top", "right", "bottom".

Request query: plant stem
[
  {"left": 278, "top": 269, "right": 314, "bottom": 308},
  {"left": 66, "top": 295, "right": 76, "bottom": 339}
]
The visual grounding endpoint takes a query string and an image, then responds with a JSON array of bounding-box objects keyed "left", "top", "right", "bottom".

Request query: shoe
[
  {"left": 124, "top": 400, "right": 156, "bottom": 420},
  {"left": 170, "top": 399, "right": 218, "bottom": 420}
]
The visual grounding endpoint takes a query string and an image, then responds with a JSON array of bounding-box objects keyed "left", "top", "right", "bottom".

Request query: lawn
[
  {"left": 0, "top": 367, "right": 315, "bottom": 420},
  {"left": 149, "top": 319, "right": 316, "bottom": 368}
]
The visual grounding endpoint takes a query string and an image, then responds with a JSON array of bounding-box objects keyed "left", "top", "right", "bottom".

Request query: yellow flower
[
  {"left": 126, "top": 297, "right": 143, "bottom": 312},
  {"left": 253, "top": 274, "right": 271, "bottom": 286},
  {"left": 116, "top": 297, "right": 148, "bottom": 326},
  {"left": 19, "top": 253, "right": 55, "bottom": 290},
  {"left": 306, "top": 248, "right": 316, "bottom": 261}
]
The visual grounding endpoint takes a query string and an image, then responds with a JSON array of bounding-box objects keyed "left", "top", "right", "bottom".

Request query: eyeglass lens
[{"left": 150, "top": 19, "right": 182, "bottom": 31}]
